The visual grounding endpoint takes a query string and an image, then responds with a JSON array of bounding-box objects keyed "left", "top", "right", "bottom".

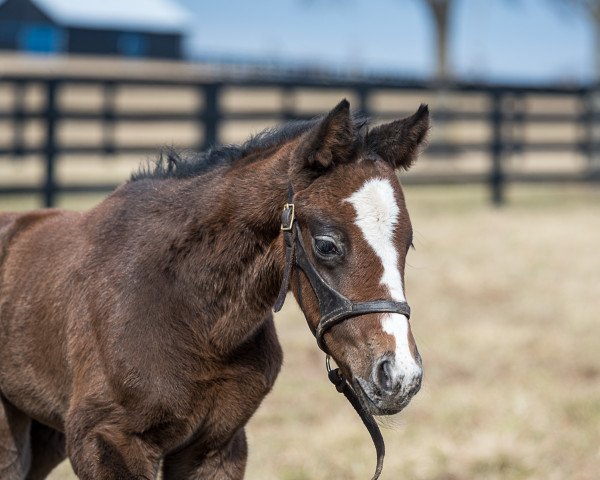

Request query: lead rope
[
  {"left": 326, "top": 358, "right": 385, "bottom": 480},
  {"left": 273, "top": 190, "right": 386, "bottom": 480}
]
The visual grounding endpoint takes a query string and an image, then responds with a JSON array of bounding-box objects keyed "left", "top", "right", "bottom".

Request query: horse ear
[
  {"left": 366, "top": 104, "right": 430, "bottom": 170},
  {"left": 297, "top": 99, "right": 357, "bottom": 172}
]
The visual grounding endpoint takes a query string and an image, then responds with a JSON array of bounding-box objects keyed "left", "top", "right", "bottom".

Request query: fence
[{"left": 0, "top": 74, "right": 598, "bottom": 206}]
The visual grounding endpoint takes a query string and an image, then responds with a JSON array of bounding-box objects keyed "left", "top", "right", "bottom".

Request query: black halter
[{"left": 273, "top": 191, "right": 412, "bottom": 480}]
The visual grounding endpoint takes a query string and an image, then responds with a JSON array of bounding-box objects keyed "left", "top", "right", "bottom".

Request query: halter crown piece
[{"left": 273, "top": 187, "right": 412, "bottom": 480}]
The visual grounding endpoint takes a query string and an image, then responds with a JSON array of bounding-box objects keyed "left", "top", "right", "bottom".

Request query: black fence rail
[{"left": 0, "top": 74, "right": 598, "bottom": 206}]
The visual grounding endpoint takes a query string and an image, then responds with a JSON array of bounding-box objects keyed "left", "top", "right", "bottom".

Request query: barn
[{"left": 0, "top": 0, "right": 189, "bottom": 59}]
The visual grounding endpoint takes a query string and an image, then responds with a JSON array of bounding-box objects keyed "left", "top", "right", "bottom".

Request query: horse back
[
  {"left": 0, "top": 208, "right": 81, "bottom": 429},
  {"left": 0, "top": 210, "right": 65, "bottom": 267},
  {"left": 0, "top": 212, "right": 18, "bottom": 263}
]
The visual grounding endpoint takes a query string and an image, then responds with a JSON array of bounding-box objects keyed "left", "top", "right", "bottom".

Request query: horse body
[
  {"left": 0, "top": 99, "right": 429, "bottom": 479},
  {"left": 1, "top": 209, "right": 75, "bottom": 426},
  {"left": 1, "top": 161, "right": 285, "bottom": 478}
]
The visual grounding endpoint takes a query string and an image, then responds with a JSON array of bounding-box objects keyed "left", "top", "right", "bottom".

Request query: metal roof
[{"left": 15, "top": 0, "right": 191, "bottom": 33}]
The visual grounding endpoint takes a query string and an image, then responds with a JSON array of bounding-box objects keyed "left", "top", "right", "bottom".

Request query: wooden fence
[{"left": 0, "top": 74, "right": 598, "bottom": 206}]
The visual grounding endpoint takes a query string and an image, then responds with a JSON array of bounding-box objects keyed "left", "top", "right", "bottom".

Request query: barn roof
[{"left": 12, "top": 0, "right": 190, "bottom": 33}]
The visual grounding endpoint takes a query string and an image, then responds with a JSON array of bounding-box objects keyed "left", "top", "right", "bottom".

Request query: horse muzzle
[{"left": 355, "top": 354, "right": 423, "bottom": 415}]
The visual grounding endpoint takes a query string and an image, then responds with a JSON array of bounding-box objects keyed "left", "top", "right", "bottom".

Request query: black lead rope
[
  {"left": 327, "top": 365, "right": 385, "bottom": 480},
  {"left": 273, "top": 189, "right": 411, "bottom": 480}
]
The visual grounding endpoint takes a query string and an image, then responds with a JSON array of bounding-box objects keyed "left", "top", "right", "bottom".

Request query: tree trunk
[
  {"left": 426, "top": 0, "right": 452, "bottom": 81},
  {"left": 589, "top": 4, "right": 600, "bottom": 174},
  {"left": 588, "top": 1, "right": 600, "bottom": 80}
]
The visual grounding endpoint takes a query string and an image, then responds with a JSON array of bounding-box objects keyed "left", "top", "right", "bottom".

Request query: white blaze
[{"left": 346, "top": 178, "right": 421, "bottom": 388}]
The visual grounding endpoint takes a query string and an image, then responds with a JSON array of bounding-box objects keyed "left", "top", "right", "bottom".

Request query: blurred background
[{"left": 0, "top": 0, "right": 598, "bottom": 479}]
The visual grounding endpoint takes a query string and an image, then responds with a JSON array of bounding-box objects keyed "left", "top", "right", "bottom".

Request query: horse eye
[{"left": 314, "top": 236, "right": 340, "bottom": 257}]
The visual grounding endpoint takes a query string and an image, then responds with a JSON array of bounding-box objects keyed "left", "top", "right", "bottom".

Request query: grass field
[{"left": 2, "top": 184, "right": 599, "bottom": 480}]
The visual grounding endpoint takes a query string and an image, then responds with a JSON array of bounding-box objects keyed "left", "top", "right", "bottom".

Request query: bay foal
[{"left": 0, "top": 100, "right": 428, "bottom": 479}]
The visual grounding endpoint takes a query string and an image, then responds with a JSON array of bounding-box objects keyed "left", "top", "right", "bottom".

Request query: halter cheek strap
[
  {"left": 273, "top": 191, "right": 412, "bottom": 480},
  {"left": 273, "top": 201, "right": 296, "bottom": 312},
  {"left": 292, "top": 226, "right": 411, "bottom": 351}
]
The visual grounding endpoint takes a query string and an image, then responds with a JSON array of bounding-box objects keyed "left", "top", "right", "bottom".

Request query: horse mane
[{"left": 130, "top": 114, "right": 368, "bottom": 182}]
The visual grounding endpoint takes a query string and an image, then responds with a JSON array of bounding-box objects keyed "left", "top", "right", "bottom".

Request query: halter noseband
[{"left": 273, "top": 191, "right": 412, "bottom": 480}]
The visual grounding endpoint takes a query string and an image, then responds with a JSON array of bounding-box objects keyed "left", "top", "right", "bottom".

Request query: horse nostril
[{"left": 376, "top": 358, "right": 397, "bottom": 393}]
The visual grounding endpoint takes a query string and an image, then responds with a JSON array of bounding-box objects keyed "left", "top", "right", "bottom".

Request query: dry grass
[{"left": 2, "top": 184, "right": 598, "bottom": 479}]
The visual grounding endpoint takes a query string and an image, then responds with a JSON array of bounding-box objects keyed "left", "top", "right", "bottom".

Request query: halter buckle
[
  {"left": 325, "top": 354, "right": 333, "bottom": 373},
  {"left": 280, "top": 203, "right": 295, "bottom": 231}
]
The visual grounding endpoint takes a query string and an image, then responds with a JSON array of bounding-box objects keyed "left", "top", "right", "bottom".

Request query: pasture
[{"left": 2, "top": 183, "right": 598, "bottom": 479}]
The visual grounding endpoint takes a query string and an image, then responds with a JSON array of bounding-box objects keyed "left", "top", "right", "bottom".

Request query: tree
[
  {"left": 557, "top": 0, "right": 600, "bottom": 79},
  {"left": 422, "top": 0, "right": 454, "bottom": 81},
  {"left": 554, "top": 1, "right": 600, "bottom": 172}
]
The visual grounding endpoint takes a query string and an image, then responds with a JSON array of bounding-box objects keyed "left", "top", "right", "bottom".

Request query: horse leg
[
  {"left": 162, "top": 428, "right": 247, "bottom": 480},
  {"left": 26, "top": 421, "right": 66, "bottom": 480},
  {"left": 65, "top": 405, "right": 161, "bottom": 480},
  {"left": 0, "top": 395, "right": 32, "bottom": 479}
]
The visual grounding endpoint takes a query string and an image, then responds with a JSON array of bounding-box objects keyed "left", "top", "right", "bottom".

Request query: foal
[{"left": 0, "top": 99, "right": 428, "bottom": 479}]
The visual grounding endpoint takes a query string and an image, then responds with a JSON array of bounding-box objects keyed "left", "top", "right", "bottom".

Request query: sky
[{"left": 176, "top": 0, "right": 594, "bottom": 84}]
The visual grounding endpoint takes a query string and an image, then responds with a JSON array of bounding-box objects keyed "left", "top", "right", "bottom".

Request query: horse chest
[
  {"left": 212, "top": 330, "right": 282, "bottom": 433},
  {"left": 159, "top": 318, "right": 283, "bottom": 453}
]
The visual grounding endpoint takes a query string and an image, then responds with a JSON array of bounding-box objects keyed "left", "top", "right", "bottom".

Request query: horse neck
[
  {"left": 220, "top": 148, "right": 291, "bottom": 238},
  {"left": 160, "top": 147, "right": 291, "bottom": 354}
]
